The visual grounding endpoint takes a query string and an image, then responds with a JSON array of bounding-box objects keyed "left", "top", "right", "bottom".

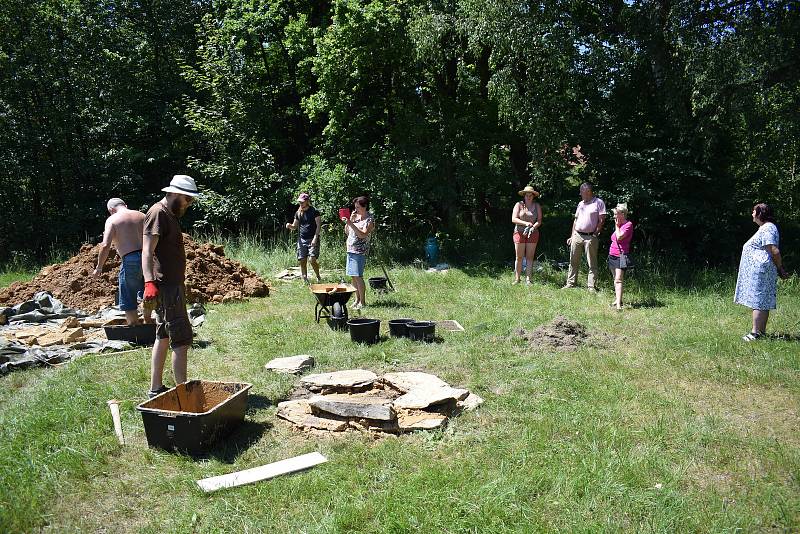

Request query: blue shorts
[
  {"left": 346, "top": 252, "right": 366, "bottom": 277},
  {"left": 118, "top": 251, "right": 144, "bottom": 311}
]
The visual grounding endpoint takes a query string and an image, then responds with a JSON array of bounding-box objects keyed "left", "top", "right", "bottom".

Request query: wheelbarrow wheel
[{"left": 332, "top": 302, "right": 344, "bottom": 319}]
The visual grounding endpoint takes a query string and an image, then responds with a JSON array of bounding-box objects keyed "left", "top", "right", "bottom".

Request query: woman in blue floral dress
[{"left": 734, "top": 203, "right": 791, "bottom": 341}]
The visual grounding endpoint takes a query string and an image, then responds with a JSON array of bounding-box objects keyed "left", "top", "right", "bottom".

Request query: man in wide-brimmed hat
[
  {"left": 563, "top": 182, "right": 606, "bottom": 291},
  {"left": 142, "top": 175, "right": 200, "bottom": 398}
]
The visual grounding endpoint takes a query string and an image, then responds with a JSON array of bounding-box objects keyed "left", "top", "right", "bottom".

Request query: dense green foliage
[{"left": 1, "top": 1, "right": 798, "bottom": 263}]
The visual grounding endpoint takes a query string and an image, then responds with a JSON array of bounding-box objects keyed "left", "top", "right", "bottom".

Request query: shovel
[{"left": 381, "top": 265, "right": 395, "bottom": 291}]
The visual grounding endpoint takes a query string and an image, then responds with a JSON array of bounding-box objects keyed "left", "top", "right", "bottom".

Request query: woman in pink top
[{"left": 607, "top": 203, "right": 633, "bottom": 310}]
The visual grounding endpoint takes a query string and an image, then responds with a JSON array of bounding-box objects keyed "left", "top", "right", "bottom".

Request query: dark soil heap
[
  {"left": 0, "top": 236, "right": 269, "bottom": 312},
  {"left": 516, "top": 316, "right": 588, "bottom": 351}
]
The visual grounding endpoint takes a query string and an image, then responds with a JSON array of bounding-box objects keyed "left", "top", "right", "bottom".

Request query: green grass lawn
[{"left": 1, "top": 243, "right": 798, "bottom": 533}]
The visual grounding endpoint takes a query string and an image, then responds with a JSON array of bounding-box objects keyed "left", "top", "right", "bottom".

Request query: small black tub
[
  {"left": 104, "top": 323, "right": 157, "bottom": 345},
  {"left": 327, "top": 316, "right": 348, "bottom": 331},
  {"left": 388, "top": 318, "right": 415, "bottom": 338},
  {"left": 348, "top": 318, "right": 381, "bottom": 344},
  {"left": 407, "top": 321, "right": 436, "bottom": 342},
  {"left": 368, "top": 277, "right": 388, "bottom": 290}
]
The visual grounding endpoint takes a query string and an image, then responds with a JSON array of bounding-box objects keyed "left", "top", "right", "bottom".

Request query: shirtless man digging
[{"left": 93, "top": 198, "right": 150, "bottom": 325}]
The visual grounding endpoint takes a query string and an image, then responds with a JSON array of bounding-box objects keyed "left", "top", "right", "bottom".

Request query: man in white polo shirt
[{"left": 563, "top": 182, "right": 606, "bottom": 291}]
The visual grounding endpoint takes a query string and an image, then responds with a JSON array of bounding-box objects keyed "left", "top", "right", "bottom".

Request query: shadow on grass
[
  {"left": 629, "top": 298, "right": 666, "bottom": 309},
  {"left": 368, "top": 299, "right": 421, "bottom": 310},
  {"left": 246, "top": 394, "right": 273, "bottom": 411},
  {"left": 765, "top": 332, "right": 800, "bottom": 342},
  {"left": 195, "top": 419, "right": 273, "bottom": 464}
]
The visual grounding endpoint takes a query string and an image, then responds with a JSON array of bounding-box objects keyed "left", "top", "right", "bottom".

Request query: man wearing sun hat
[
  {"left": 142, "top": 174, "right": 200, "bottom": 398},
  {"left": 285, "top": 192, "right": 322, "bottom": 283}
]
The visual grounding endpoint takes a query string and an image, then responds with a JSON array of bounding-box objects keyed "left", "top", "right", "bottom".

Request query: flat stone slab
[
  {"left": 382, "top": 371, "right": 449, "bottom": 393},
  {"left": 397, "top": 410, "right": 448, "bottom": 431},
  {"left": 309, "top": 393, "right": 395, "bottom": 421},
  {"left": 393, "top": 386, "right": 470, "bottom": 410},
  {"left": 458, "top": 392, "right": 484, "bottom": 411},
  {"left": 265, "top": 355, "right": 315, "bottom": 374},
  {"left": 301, "top": 369, "right": 377, "bottom": 390},
  {"left": 276, "top": 400, "right": 348, "bottom": 431},
  {"left": 276, "top": 399, "right": 311, "bottom": 425}
]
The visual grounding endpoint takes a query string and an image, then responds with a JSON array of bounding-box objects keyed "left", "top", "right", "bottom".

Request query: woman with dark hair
[
  {"left": 342, "top": 196, "right": 374, "bottom": 309},
  {"left": 734, "top": 203, "right": 791, "bottom": 341}
]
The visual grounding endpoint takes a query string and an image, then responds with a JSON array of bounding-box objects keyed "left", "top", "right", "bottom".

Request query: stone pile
[{"left": 277, "top": 370, "right": 483, "bottom": 434}]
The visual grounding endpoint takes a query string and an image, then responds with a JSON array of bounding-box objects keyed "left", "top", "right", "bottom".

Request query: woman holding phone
[{"left": 342, "top": 196, "right": 374, "bottom": 310}]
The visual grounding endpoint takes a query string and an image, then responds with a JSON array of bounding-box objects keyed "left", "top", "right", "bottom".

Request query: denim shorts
[
  {"left": 346, "top": 252, "right": 366, "bottom": 277},
  {"left": 118, "top": 251, "right": 144, "bottom": 311}
]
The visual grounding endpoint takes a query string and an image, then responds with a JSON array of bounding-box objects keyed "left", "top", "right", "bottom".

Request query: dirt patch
[
  {"left": 0, "top": 236, "right": 269, "bottom": 312},
  {"left": 516, "top": 316, "right": 589, "bottom": 351}
]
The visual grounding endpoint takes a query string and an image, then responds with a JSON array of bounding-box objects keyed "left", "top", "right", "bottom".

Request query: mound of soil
[
  {"left": 0, "top": 236, "right": 269, "bottom": 312},
  {"left": 516, "top": 316, "right": 588, "bottom": 351}
]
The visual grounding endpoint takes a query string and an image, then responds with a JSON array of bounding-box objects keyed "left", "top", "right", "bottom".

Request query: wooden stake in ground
[
  {"left": 196, "top": 452, "right": 328, "bottom": 493},
  {"left": 106, "top": 399, "right": 125, "bottom": 445}
]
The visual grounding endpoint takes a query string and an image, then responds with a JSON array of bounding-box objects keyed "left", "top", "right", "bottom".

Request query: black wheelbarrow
[{"left": 310, "top": 283, "right": 357, "bottom": 323}]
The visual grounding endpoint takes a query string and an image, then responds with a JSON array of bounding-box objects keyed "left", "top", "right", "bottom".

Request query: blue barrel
[{"left": 425, "top": 236, "right": 439, "bottom": 265}]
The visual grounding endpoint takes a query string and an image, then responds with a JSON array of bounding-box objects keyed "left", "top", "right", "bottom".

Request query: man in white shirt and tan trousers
[{"left": 563, "top": 182, "right": 606, "bottom": 291}]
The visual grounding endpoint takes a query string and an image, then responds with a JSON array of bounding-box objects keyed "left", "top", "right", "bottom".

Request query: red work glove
[{"left": 143, "top": 281, "right": 159, "bottom": 300}]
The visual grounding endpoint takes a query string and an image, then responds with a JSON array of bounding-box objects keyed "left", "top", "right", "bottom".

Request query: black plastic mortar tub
[
  {"left": 347, "top": 318, "right": 381, "bottom": 344},
  {"left": 327, "top": 316, "right": 348, "bottom": 331},
  {"left": 136, "top": 380, "right": 252, "bottom": 454},
  {"left": 104, "top": 323, "right": 157, "bottom": 345},
  {"left": 368, "top": 276, "right": 388, "bottom": 290},
  {"left": 388, "top": 318, "right": 415, "bottom": 338},
  {"left": 407, "top": 321, "right": 436, "bottom": 342}
]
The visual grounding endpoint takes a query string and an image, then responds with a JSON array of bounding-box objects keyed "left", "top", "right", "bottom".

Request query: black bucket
[
  {"left": 327, "top": 316, "right": 348, "bottom": 331},
  {"left": 348, "top": 318, "right": 381, "bottom": 344},
  {"left": 388, "top": 318, "right": 415, "bottom": 338},
  {"left": 104, "top": 323, "right": 157, "bottom": 345},
  {"left": 368, "top": 277, "right": 388, "bottom": 290},
  {"left": 407, "top": 321, "right": 436, "bottom": 342}
]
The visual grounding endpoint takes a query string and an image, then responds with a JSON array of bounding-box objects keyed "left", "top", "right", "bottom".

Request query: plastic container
[
  {"left": 347, "top": 318, "right": 380, "bottom": 344},
  {"left": 136, "top": 380, "right": 252, "bottom": 454},
  {"left": 425, "top": 236, "right": 439, "bottom": 266},
  {"left": 407, "top": 321, "right": 436, "bottom": 342},
  {"left": 368, "top": 277, "right": 388, "bottom": 291},
  {"left": 388, "top": 318, "right": 415, "bottom": 338},
  {"left": 104, "top": 323, "right": 157, "bottom": 345}
]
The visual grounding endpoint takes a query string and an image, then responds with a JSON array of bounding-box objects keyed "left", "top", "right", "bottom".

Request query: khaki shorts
[{"left": 154, "top": 283, "right": 193, "bottom": 349}]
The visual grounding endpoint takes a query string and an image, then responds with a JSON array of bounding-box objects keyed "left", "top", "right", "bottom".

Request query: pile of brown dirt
[
  {"left": 0, "top": 235, "right": 269, "bottom": 312},
  {"left": 516, "top": 316, "right": 588, "bottom": 351}
]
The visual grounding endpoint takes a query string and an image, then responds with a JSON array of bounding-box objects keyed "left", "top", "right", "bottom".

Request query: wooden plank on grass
[{"left": 196, "top": 452, "right": 328, "bottom": 493}]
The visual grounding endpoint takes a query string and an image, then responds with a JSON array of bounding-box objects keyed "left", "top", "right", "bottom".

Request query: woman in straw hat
[
  {"left": 607, "top": 203, "right": 633, "bottom": 310},
  {"left": 511, "top": 186, "right": 542, "bottom": 285}
]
